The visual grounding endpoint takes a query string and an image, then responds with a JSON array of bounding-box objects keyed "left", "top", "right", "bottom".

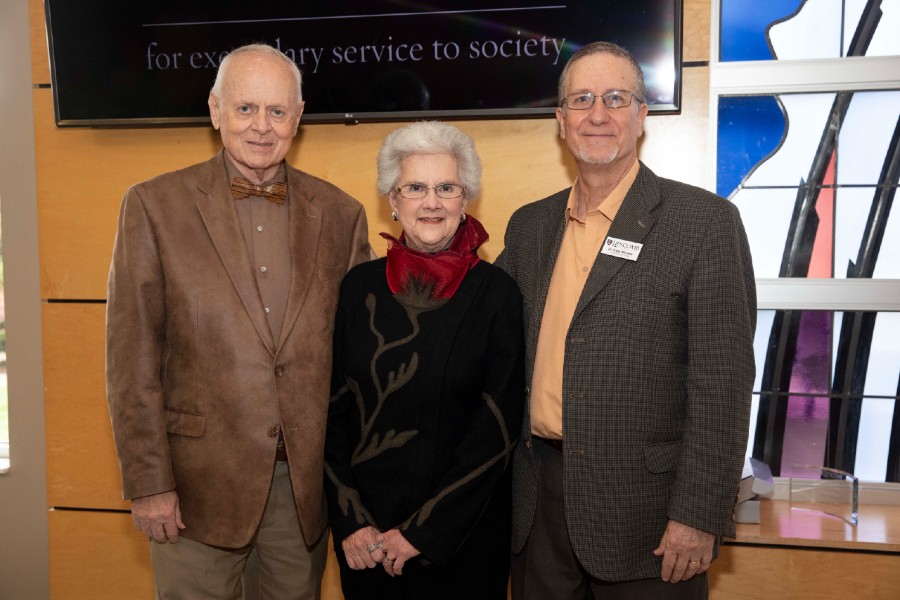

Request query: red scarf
[{"left": 381, "top": 216, "right": 489, "bottom": 300}]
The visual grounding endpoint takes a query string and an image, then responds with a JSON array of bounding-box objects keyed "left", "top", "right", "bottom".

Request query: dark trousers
[{"left": 510, "top": 438, "right": 707, "bottom": 600}]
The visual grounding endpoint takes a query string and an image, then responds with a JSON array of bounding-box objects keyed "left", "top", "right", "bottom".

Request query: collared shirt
[
  {"left": 225, "top": 155, "right": 292, "bottom": 343},
  {"left": 530, "top": 160, "right": 640, "bottom": 439}
]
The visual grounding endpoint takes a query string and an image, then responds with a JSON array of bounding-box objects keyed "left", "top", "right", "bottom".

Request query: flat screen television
[{"left": 44, "top": 1, "right": 683, "bottom": 127}]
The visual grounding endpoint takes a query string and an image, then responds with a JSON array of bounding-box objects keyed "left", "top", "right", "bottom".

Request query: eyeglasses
[
  {"left": 560, "top": 90, "right": 644, "bottom": 110},
  {"left": 395, "top": 183, "right": 465, "bottom": 200}
]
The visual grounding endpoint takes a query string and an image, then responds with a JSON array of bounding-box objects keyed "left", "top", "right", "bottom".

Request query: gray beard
[{"left": 577, "top": 144, "right": 619, "bottom": 165}]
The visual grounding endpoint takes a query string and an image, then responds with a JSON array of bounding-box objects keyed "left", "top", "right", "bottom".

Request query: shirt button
[
  {"left": 260, "top": 266, "right": 267, "bottom": 273},
  {"left": 264, "top": 307, "right": 270, "bottom": 314},
  {"left": 275, "top": 365, "right": 285, "bottom": 377},
  {"left": 582, "top": 266, "right": 588, "bottom": 272},
  {"left": 257, "top": 225, "right": 264, "bottom": 232},
  {"left": 268, "top": 426, "right": 279, "bottom": 438}
]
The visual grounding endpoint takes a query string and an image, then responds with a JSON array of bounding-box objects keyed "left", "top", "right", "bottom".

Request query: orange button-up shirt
[{"left": 530, "top": 160, "right": 639, "bottom": 439}]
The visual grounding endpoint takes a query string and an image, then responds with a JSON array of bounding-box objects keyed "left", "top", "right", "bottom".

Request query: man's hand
[
  {"left": 652, "top": 519, "right": 714, "bottom": 583},
  {"left": 380, "top": 529, "right": 420, "bottom": 577},
  {"left": 131, "top": 490, "right": 185, "bottom": 543}
]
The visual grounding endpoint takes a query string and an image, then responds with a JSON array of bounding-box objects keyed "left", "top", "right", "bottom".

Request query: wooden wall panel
[
  {"left": 49, "top": 510, "right": 154, "bottom": 599},
  {"left": 684, "top": 0, "right": 712, "bottom": 64},
  {"left": 32, "top": 89, "right": 222, "bottom": 300},
  {"left": 43, "top": 302, "right": 126, "bottom": 510},
  {"left": 709, "top": 544, "right": 900, "bottom": 600}
]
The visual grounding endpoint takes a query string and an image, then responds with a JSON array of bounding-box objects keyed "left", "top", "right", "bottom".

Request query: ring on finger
[
  {"left": 367, "top": 541, "right": 383, "bottom": 553},
  {"left": 689, "top": 559, "right": 701, "bottom": 566},
  {"left": 384, "top": 557, "right": 395, "bottom": 564}
]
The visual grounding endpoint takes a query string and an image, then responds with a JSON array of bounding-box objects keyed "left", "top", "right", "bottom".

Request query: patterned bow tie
[{"left": 230, "top": 177, "right": 288, "bottom": 205}]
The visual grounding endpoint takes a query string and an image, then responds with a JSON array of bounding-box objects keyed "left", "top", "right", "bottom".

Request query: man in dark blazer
[
  {"left": 106, "top": 44, "right": 372, "bottom": 599},
  {"left": 497, "top": 42, "right": 756, "bottom": 599}
]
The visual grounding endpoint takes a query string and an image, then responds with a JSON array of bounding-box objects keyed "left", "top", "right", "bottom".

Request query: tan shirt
[
  {"left": 225, "top": 156, "right": 292, "bottom": 343},
  {"left": 530, "top": 160, "right": 639, "bottom": 439}
]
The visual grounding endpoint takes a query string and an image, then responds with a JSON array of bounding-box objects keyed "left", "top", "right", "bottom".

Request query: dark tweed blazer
[
  {"left": 496, "top": 163, "right": 756, "bottom": 582},
  {"left": 106, "top": 151, "right": 372, "bottom": 548}
]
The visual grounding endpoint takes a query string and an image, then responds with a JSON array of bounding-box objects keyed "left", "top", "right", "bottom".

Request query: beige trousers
[{"left": 150, "top": 461, "right": 328, "bottom": 600}]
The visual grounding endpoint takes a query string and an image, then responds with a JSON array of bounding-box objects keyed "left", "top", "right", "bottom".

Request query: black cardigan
[{"left": 324, "top": 257, "right": 524, "bottom": 568}]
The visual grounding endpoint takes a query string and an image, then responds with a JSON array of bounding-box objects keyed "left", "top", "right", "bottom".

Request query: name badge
[{"left": 600, "top": 236, "right": 643, "bottom": 261}]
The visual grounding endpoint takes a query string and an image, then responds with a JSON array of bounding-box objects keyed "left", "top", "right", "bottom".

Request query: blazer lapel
[
  {"left": 195, "top": 155, "right": 276, "bottom": 354},
  {"left": 572, "top": 164, "right": 660, "bottom": 321},
  {"left": 276, "top": 167, "right": 322, "bottom": 351},
  {"left": 526, "top": 191, "right": 570, "bottom": 367}
]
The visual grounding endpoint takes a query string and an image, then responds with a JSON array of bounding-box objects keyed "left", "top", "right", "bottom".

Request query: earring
[
  {"left": 391, "top": 211, "right": 398, "bottom": 221},
  {"left": 460, "top": 213, "right": 467, "bottom": 222}
]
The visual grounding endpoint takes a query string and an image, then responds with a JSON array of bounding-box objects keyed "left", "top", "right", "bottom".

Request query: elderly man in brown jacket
[{"left": 106, "top": 43, "right": 371, "bottom": 599}]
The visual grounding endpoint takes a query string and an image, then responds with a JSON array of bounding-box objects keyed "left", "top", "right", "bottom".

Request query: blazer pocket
[
  {"left": 643, "top": 440, "right": 681, "bottom": 473},
  {"left": 317, "top": 264, "right": 346, "bottom": 281},
  {"left": 165, "top": 408, "right": 206, "bottom": 438}
]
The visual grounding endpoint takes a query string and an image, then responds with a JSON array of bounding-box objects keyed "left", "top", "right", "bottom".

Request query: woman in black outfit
[{"left": 324, "top": 121, "right": 524, "bottom": 599}]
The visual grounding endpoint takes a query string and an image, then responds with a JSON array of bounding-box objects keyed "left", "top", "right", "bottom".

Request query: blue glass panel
[
  {"left": 721, "top": 91, "right": 900, "bottom": 281},
  {"left": 717, "top": 95, "right": 786, "bottom": 197},
  {"left": 730, "top": 93, "right": 835, "bottom": 189},
  {"left": 720, "top": 0, "right": 803, "bottom": 61}
]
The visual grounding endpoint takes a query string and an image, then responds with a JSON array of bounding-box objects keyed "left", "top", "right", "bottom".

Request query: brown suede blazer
[{"left": 106, "top": 151, "right": 371, "bottom": 548}]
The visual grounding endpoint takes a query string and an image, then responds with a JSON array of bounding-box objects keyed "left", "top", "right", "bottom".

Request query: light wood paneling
[
  {"left": 32, "top": 88, "right": 222, "bottom": 300},
  {"left": 684, "top": 0, "right": 712, "bottom": 64},
  {"left": 709, "top": 500, "right": 900, "bottom": 599},
  {"left": 710, "top": 544, "right": 900, "bottom": 599},
  {"left": 49, "top": 510, "right": 154, "bottom": 599},
  {"left": 43, "top": 302, "right": 126, "bottom": 510}
]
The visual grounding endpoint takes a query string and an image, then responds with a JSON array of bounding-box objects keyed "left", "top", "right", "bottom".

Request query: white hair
[
  {"left": 211, "top": 43, "right": 303, "bottom": 103},
  {"left": 376, "top": 121, "right": 482, "bottom": 199}
]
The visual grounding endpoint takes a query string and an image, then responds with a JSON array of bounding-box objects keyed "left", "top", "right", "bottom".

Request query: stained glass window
[
  {"left": 718, "top": 90, "right": 900, "bottom": 280},
  {"left": 717, "top": 0, "right": 900, "bottom": 482},
  {"left": 720, "top": 0, "right": 900, "bottom": 61}
]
